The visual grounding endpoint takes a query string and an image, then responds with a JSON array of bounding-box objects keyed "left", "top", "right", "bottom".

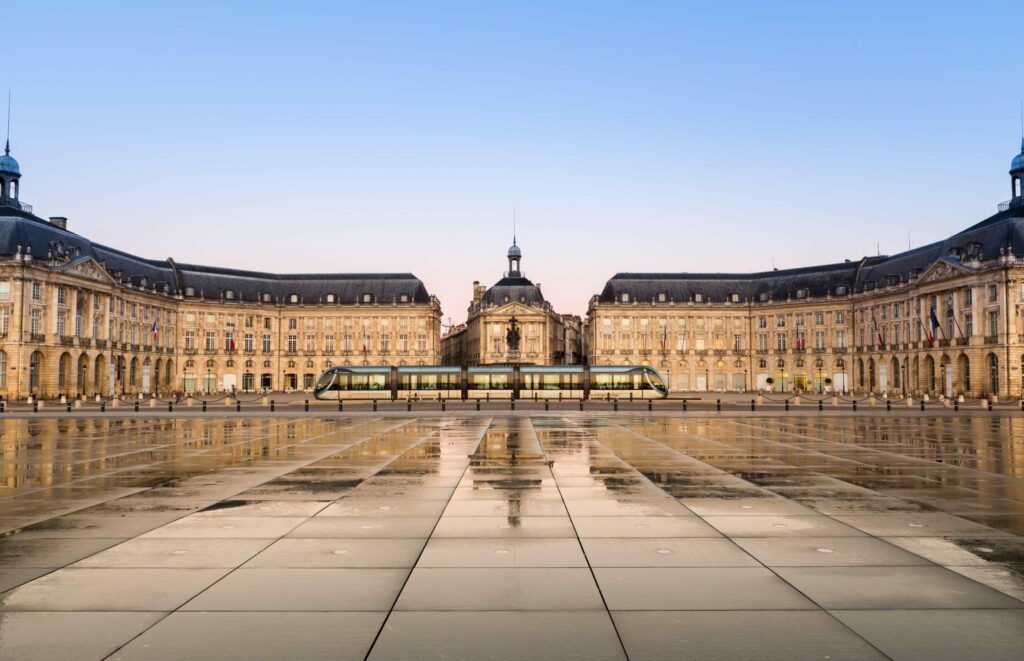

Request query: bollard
[
  {"left": 558, "top": 392, "right": 562, "bottom": 402},
  {"left": 534, "top": 392, "right": 538, "bottom": 402},
  {"left": 886, "top": 400, "right": 891, "bottom": 411},
  {"left": 67, "top": 402, "right": 72, "bottom": 413},
  {"left": 134, "top": 401, "right": 139, "bottom": 413},
  {"left": 236, "top": 401, "right": 241, "bottom": 412},
  {"left": 168, "top": 402, "right": 173, "bottom": 412},
  {"left": 511, "top": 399, "right": 515, "bottom": 411},
  {"left": 614, "top": 400, "right": 618, "bottom": 412},
  {"left": 476, "top": 399, "right": 480, "bottom": 411},
  {"left": 373, "top": 400, "right": 378, "bottom": 412},
  {"left": 579, "top": 399, "right": 584, "bottom": 411},
  {"left": 818, "top": 399, "right": 823, "bottom": 412},
  {"left": 683, "top": 400, "right": 688, "bottom": 412},
  {"left": 545, "top": 400, "right": 550, "bottom": 411},
  {"left": 988, "top": 400, "right": 993, "bottom": 411},
  {"left": 954, "top": 400, "right": 959, "bottom": 411},
  {"left": 648, "top": 399, "right": 653, "bottom": 412},
  {"left": 0, "top": 401, "right": 4, "bottom": 413},
  {"left": 921, "top": 400, "right": 925, "bottom": 411},
  {"left": 304, "top": 400, "right": 309, "bottom": 412},
  {"left": 32, "top": 401, "right": 38, "bottom": 413},
  {"left": 716, "top": 399, "right": 721, "bottom": 412},
  {"left": 785, "top": 400, "right": 789, "bottom": 411},
  {"left": 270, "top": 400, "right": 276, "bottom": 412},
  {"left": 751, "top": 399, "right": 756, "bottom": 412},
  {"left": 630, "top": 392, "right": 634, "bottom": 402},
  {"left": 407, "top": 399, "right": 412, "bottom": 412},
  {"left": 202, "top": 400, "right": 207, "bottom": 412},
  {"left": 853, "top": 401, "right": 857, "bottom": 411},
  {"left": 441, "top": 399, "right": 446, "bottom": 412},
  {"left": 486, "top": 393, "right": 490, "bottom": 402},
  {"left": 101, "top": 401, "right": 106, "bottom": 412},
  {"left": 339, "top": 400, "right": 344, "bottom": 412}
]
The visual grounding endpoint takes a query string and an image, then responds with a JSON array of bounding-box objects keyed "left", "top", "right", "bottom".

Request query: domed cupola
[
  {"left": 1010, "top": 138, "right": 1024, "bottom": 208},
  {"left": 507, "top": 238, "right": 522, "bottom": 276},
  {"left": 0, "top": 140, "right": 22, "bottom": 209}
]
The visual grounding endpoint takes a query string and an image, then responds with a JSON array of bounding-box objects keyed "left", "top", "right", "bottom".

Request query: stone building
[
  {"left": 442, "top": 240, "right": 581, "bottom": 366},
  {"left": 587, "top": 139, "right": 1024, "bottom": 398},
  {"left": 0, "top": 146, "right": 441, "bottom": 399}
]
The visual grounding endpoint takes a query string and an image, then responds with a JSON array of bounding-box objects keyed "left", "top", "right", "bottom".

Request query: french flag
[
  {"left": 929, "top": 308, "right": 941, "bottom": 346},
  {"left": 150, "top": 318, "right": 158, "bottom": 342}
]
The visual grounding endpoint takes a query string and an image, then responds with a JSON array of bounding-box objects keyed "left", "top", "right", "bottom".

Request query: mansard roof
[
  {"left": 481, "top": 276, "right": 546, "bottom": 306},
  {"left": 598, "top": 203, "right": 1024, "bottom": 303},
  {"left": 0, "top": 209, "right": 433, "bottom": 304}
]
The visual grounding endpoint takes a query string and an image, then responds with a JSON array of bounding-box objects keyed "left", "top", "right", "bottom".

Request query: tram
[{"left": 313, "top": 365, "right": 668, "bottom": 401}]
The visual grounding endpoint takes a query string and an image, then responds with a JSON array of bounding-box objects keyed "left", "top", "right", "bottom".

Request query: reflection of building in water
[
  {"left": 587, "top": 139, "right": 1024, "bottom": 397},
  {"left": 442, "top": 239, "right": 582, "bottom": 366}
]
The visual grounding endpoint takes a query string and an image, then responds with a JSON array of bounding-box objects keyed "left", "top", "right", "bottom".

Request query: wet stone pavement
[{"left": 0, "top": 415, "right": 1022, "bottom": 660}]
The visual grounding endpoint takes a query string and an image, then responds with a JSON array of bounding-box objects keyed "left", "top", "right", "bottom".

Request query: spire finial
[{"left": 4, "top": 90, "right": 10, "bottom": 156}]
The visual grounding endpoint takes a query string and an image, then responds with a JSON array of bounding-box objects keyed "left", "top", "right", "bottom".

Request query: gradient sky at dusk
[{"left": 5, "top": 1, "right": 1023, "bottom": 323}]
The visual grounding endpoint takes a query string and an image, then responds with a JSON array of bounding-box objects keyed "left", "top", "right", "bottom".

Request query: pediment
[
  {"left": 56, "top": 257, "right": 119, "bottom": 284},
  {"left": 915, "top": 258, "right": 971, "bottom": 285},
  {"left": 482, "top": 302, "right": 543, "bottom": 318}
]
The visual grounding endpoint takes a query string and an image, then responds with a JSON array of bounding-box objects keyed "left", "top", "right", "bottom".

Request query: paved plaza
[{"left": 0, "top": 413, "right": 1022, "bottom": 660}]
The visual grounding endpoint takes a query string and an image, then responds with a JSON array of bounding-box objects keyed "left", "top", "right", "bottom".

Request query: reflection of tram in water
[{"left": 313, "top": 365, "right": 668, "bottom": 401}]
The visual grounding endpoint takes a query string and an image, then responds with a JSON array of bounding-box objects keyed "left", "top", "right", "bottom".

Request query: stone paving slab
[{"left": 0, "top": 413, "right": 1021, "bottom": 659}]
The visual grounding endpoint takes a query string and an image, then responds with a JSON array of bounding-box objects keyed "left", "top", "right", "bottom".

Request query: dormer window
[
  {"left": 730, "top": 293, "right": 740, "bottom": 303},
  {"left": 796, "top": 289, "right": 808, "bottom": 299},
  {"left": 261, "top": 292, "right": 273, "bottom": 303},
  {"left": 620, "top": 293, "right": 630, "bottom": 303},
  {"left": 694, "top": 293, "right": 703, "bottom": 303},
  {"left": 184, "top": 286, "right": 196, "bottom": 297},
  {"left": 835, "top": 285, "right": 848, "bottom": 295},
  {"left": 361, "top": 293, "right": 374, "bottom": 304},
  {"left": 519, "top": 295, "right": 526, "bottom": 303},
  {"left": 759, "top": 292, "right": 771, "bottom": 302},
  {"left": 657, "top": 293, "right": 666, "bottom": 303},
  {"left": 503, "top": 295, "right": 510, "bottom": 304},
  {"left": 399, "top": 293, "right": 410, "bottom": 303},
  {"left": 885, "top": 275, "right": 900, "bottom": 287},
  {"left": 224, "top": 289, "right": 235, "bottom": 300},
  {"left": 325, "top": 293, "right": 336, "bottom": 303},
  {"left": 289, "top": 293, "right": 300, "bottom": 304}
]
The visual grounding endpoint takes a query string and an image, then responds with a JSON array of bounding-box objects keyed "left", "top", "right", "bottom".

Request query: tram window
[
  {"left": 543, "top": 374, "right": 560, "bottom": 390},
  {"left": 350, "top": 374, "right": 386, "bottom": 390},
  {"left": 419, "top": 374, "right": 438, "bottom": 390}
]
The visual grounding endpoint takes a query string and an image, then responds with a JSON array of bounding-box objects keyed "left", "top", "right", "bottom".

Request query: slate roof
[
  {"left": 598, "top": 203, "right": 1024, "bottom": 303},
  {"left": 481, "top": 276, "right": 546, "bottom": 306},
  {"left": 0, "top": 208, "right": 433, "bottom": 304}
]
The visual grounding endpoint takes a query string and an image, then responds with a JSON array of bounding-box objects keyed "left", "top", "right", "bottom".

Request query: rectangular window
[
  {"left": 0, "top": 281, "right": 9, "bottom": 300},
  {"left": 757, "top": 334, "right": 768, "bottom": 351},
  {"left": 31, "top": 282, "right": 41, "bottom": 300},
  {"left": 399, "top": 334, "right": 409, "bottom": 351},
  {"left": 835, "top": 312, "right": 846, "bottom": 325},
  {"left": 733, "top": 334, "right": 742, "bottom": 351},
  {"left": 184, "top": 330, "right": 196, "bottom": 350},
  {"left": 288, "top": 335, "right": 297, "bottom": 352},
  {"left": 205, "top": 331, "right": 215, "bottom": 351},
  {"left": 244, "top": 333, "right": 254, "bottom": 352},
  {"left": 795, "top": 314, "right": 804, "bottom": 326},
  {"left": 776, "top": 333, "right": 786, "bottom": 351},
  {"left": 325, "top": 334, "right": 335, "bottom": 352},
  {"left": 57, "top": 312, "right": 66, "bottom": 336},
  {"left": 262, "top": 334, "right": 272, "bottom": 352},
  {"left": 0, "top": 308, "right": 9, "bottom": 335},
  {"left": 380, "top": 334, "right": 389, "bottom": 351},
  {"left": 776, "top": 315, "right": 785, "bottom": 327},
  {"left": 987, "top": 284, "right": 997, "bottom": 302},
  {"left": 758, "top": 316, "right": 767, "bottom": 329},
  {"left": 305, "top": 334, "right": 315, "bottom": 351},
  {"left": 814, "top": 331, "right": 825, "bottom": 349},
  {"left": 988, "top": 310, "right": 999, "bottom": 336},
  {"left": 264, "top": 318, "right": 272, "bottom": 330},
  {"left": 289, "top": 318, "right": 297, "bottom": 330},
  {"left": 675, "top": 335, "right": 686, "bottom": 351},
  {"left": 965, "top": 314, "right": 973, "bottom": 337}
]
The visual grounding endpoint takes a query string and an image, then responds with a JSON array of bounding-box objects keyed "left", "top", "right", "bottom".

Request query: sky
[{"left": 4, "top": 1, "right": 1023, "bottom": 324}]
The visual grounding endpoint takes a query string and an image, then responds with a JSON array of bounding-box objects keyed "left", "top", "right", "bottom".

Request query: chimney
[
  {"left": 49, "top": 217, "right": 68, "bottom": 230},
  {"left": 472, "top": 281, "right": 485, "bottom": 304}
]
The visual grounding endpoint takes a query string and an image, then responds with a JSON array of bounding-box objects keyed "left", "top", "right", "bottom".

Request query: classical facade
[
  {"left": 442, "top": 240, "right": 582, "bottom": 366},
  {"left": 0, "top": 146, "right": 442, "bottom": 399},
  {"left": 587, "top": 139, "right": 1024, "bottom": 398}
]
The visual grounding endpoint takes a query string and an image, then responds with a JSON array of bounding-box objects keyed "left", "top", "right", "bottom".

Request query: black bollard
[
  {"left": 202, "top": 400, "right": 207, "bottom": 412},
  {"left": 785, "top": 399, "right": 789, "bottom": 411},
  {"left": 886, "top": 400, "right": 891, "bottom": 411},
  {"left": 558, "top": 392, "right": 562, "bottom": 402},
  {"left": 441, "top": 399, "right": 445, "bottom": 412},
  {"left": 613, "top": 399, "right": 618, "bottom": 412},
  {"left": 168, "top": 402, "right": 173, "bottom": 412},
  {"left": 579, "top": 399, "right": 584, "bottom": 411},
  {"left": 752, "top": 399, "right": 756, "bottom": 412},
  {"left": 630, "top": 392, "right": 634, "bottom": 402},
  {"left": 304, "top": 399, "right": 309, "bottom": 412},
  {"left": 648, "top": 399, "right": 653, "bottom": 412},
  {"left": 339, "top": 400, "right": 343, "bottom": 412},
  {"left": 954, "top": 400, "right": 959, "bottom": 411},
  {"left": 67, "top": 402, "right": 72, "bottom": 413},
  {"left": 134, "top": 401, "right": 139, "bottom": 413},
  {"left": 717, "top": 399, "right": 721, "bottom": 412},
  {"left": 511, "top": 399, "right": 515, "bottom": 411},
  {"left": 818, "top": 399, "right": 823, "bottom": 412},
  {"left": 407, "top": 399, "right": 412, "bottom": 412},
  {"left": 476, "top": 399, "right": 480, "bottom": 411},
  {"left": 373, "top": 400, "right": 378, "bottom": 412},
  {"left": 853, "top": 401, "right": 857, "bottom": 411},
  {"left": 683, "top": 400, "right": 688, "bottom": 412},
  {"left": 101, "top": 402, "right": 106, "bottom": 413},
  {"left": 0, "top": 401, "right": 4, "bottom": 413},
  {"left": 988, "top": 400, "right": 993, "bottom": 411},
  {"left": 545, "top": 400, "right": 550, "bottom": 411},
  {"left": 32, "top": 401, "right": 38, "bottom": 413},
  {"left": 270, "top": 400, "right": 275, "bottom": 412},
  {"left": 921, "top": 400, "right": 925, "bottom": 411},
  {"left": 236, "top": 401, "right": 241, "bottom": 412}
]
